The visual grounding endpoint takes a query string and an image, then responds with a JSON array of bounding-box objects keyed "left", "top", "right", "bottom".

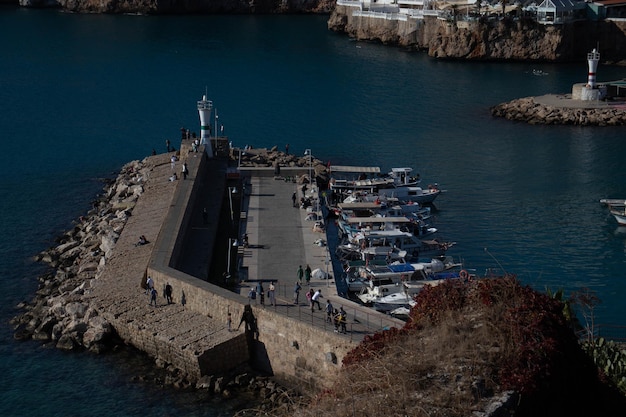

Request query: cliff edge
[
  {"left": 19, "top": 0, "right": 335, "bottom": 14},
  {"left": 328, "top": 8, "right": 626, "bottom": 63}
]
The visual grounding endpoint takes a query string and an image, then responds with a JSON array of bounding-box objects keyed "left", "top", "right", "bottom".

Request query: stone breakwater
[
  {"left": 10, "top": 146, "right": 329, "bottom": 404},
  {"left": 234, "top": 145, "right": 328, "bottom": 177},
  {"left": 11, "top": 158, "right": 148, "bottom": 352},
  {"left": 491, "top": 97, "right": 626, "bottom": 126},
  {"left": 11, "top": 146, "right": 319, "bottom": 352}
]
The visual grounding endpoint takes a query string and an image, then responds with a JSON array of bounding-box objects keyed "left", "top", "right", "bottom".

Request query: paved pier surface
[
  {"left": 238, "top": 173, "right": 402, "bottom": 339},
  {"left": 87, "top": 152, "right": 401, "bottom": 377},
  {"left": 87, "top": 151, "right": 236, "bottom": 358},
  {"left": 534, "top": 93, "right": 626, "bottom": 109}
]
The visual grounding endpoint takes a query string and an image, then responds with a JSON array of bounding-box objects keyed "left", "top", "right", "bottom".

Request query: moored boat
[
  {"left": 329, "top": 166, "right": 443, "bottom": 205},
  {"left": 329, "top": 166, "right": 420, "bottom": 194},
  {"left": 600, "top": 198, "right": 626, "bottom": 207},
  {"left": 372, "top": 184, "right": 443, "bottom": 205},
  {"left": 339, "top": 229, "right": 455, "bottom": 262},
  {"left": 610, "top": 207, "right": 626, "bottom": 226}
]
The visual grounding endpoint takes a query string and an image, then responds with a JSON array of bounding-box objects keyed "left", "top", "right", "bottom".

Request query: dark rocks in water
[{"left": 13, "top": 159, "right": 150, "bottom": 352}]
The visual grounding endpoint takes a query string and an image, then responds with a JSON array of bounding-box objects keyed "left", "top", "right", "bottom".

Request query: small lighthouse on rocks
[
  {"left": 586, "top": 48, "right": 600, "bottom": 89},
  {"left": 579, "top": 48, "right": 606, "bottom": 101}
]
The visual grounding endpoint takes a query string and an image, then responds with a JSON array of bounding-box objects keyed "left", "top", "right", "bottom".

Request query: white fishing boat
[
  {"left": 373, "top": 278, "right": 447, "bottom": 312},
  {"left": 600, "top": 198, "right": 626, "bottom": 207},
  {"left": 357, "top": 282, "right": 405, "bottom": 305},
  {"left": 373, "top": 291, "right": 416, "bottom": 312},
  {"left": 329, "top": 166, "right": 443, "bottom": 204},
  {"left": 390, "top": 306, "right": 411, "bottom": 320},
  {"left": 336, "top": 200, "right": 431, "bottom": 221},
  {"left": 610, "top": 207, "right": 626, "bottom": 226},
  {"left": 329, "top": 166, "right": 420, "bottom": 194},
  {"left": 600, "top": 199, "right": 626, "bottom": 225},
  {"left": 337, "top": 215, "right": 437, "bottom": 240},
  {"left": 371, "top": 184, "right": 443, "bottom": 204},
  {"left": 344, "top": 257, "right": 461, "bottom": 292},
  {"left": 341, "top": 229, "right": 454, "bottom": 261}
]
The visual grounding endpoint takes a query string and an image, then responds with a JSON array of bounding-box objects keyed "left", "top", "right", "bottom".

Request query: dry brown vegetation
[{"left": 263, "top": 277, "right": 626, "bottom": 417}]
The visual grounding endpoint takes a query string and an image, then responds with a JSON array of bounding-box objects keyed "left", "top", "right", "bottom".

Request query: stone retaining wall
[
  {"left": 144, "top": 148, "right": 353, "bottom": 390},
  {"left": 13, "top": 138, "right": 354, "bottom": 392}
]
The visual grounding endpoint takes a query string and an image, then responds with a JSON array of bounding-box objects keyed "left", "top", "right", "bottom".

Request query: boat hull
[{"left": 612, "top": 211, "right": 626, "bottom": 226}]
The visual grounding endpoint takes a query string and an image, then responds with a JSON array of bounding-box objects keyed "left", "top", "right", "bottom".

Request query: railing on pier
[
  {"left": 336, "top": 0, "right": 363, "bottom": 6},
  {"left": 352, "top": 10, "right": 409, "bottom": 21},
  {"left": 247, "top": 282, "right": 404, "bottom": 343}
]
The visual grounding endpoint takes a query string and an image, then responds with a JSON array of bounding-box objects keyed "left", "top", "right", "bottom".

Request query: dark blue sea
[{"left": 1, "top": 6, "right": 625, "bottom": 415}]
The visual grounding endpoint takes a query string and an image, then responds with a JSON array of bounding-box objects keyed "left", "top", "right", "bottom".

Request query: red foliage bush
[{"left": 343, "top": 276, "right": 583, "bottom": 395}]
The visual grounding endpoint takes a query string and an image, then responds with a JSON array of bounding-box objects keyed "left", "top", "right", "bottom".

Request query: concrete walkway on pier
[
  {"left": 88, "top": 151, "right": 401, "bottom": 377},
  {"left": 533, "top": 92, "right": 626, "bottom": 110},
  {"left": 237, "top": 173, "right": 403, "bottom": 339}
]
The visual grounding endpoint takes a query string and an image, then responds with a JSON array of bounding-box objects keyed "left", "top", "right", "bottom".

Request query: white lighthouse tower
[
  {"left": 197, "top": 94, "right": 214, "bottom": 158},
  {"left": 587, "top": 48, "right": 600, "bottom": 89},
  {"left": 579, "top": 48, "right": 606, "bottom": 101}
]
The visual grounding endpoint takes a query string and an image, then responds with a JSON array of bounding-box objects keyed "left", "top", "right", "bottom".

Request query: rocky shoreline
[
  {"left": 11, "top": 158, "right": 147, "bottom": 351},
  {"left": 10, "top": 147, "right": 320, "bottom": 410},
  {"left": 490, "top": 97, "right": 626, "bottom": 126}
]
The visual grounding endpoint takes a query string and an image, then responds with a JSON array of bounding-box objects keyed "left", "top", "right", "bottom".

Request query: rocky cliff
[
  {"left": 328, "top": 7, "right": 626, "bottom": 62},
  {"left": 18, "top": 0, "right": 334, "bottom": 13}
]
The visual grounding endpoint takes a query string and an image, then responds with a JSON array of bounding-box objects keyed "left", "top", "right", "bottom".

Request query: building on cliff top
[
  {"left": 530, "top": 0, "right": 587, "bottom": 24},
  {"left": 337, "top": 0, "right": 625, "bottom": 25},
  {"left": 587, "top": 0, "right": 626, "bottom": 19}
]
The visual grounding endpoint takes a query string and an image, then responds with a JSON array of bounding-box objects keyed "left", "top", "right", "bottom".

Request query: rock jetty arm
[
  {"left": 491, "top": 96, "right": 626, "bottom": 126},
  {"left": 12, "top": 156, "right": 155, "bottom": 350}
]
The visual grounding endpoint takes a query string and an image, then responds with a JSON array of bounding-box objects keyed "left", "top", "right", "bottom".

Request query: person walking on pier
[
  {"left": 247, "top": 287, "right": 256, "bottom": 304},
  {"left": 146, "top": 276, "right": 154, "bottom": 295},
  {"left": 305, "top": 264, "right": 312, "bottom": 285},
  {"left": 165, "top": 283, "right": 173, "bottom": 304},
  {"left": 325, "top": 299, "right": 334, "bottom": 323},
  {"left": 182, "top": 162, "right": 188, "bottom": 180},
  {"left": 268, "top": 281, "right": 276, "bottom": 306},
  {"left": 338, "top": 306, "right": 347, "bottom": 333},
  {"left": 311, "top": 289, "right": 323, "bottom": 312},
  {"left": 150, "top": 287, "right": 158, "bottom": 307},
  {"left": 306, "top": 288, "right": 313, "bottom": 310},
  {"left": 292, "top": 192, "right": 297, "bottom": 207},
  {"left": 297, "top": 265, "right": 304, "bottom": 283},
  {"left": 257, "top": 282, "right": 265, "bottom": 306},
  {"left": 293, "top": 281, "right": 301, "bottom": 304}
]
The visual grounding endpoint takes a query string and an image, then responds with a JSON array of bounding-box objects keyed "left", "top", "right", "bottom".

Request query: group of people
[
  {"left": 247, "top": 281, "right": 276, "bottom": 307},
  {"left": 145, "top": 276, "right": 173, "bottom": 307},
  {"left": 326, "top": 300, "right": 348, "bottom": 334},
  {"left": 291, "top": 183, "right": 314, "bottom": 209},
  {"left": 296, "top": 264, "right": 312, "bottom": 285}
]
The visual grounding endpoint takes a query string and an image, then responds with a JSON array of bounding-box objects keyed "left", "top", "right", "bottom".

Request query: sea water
[{"left": 1, "top": 7, "right": 626, "bottom": 415}]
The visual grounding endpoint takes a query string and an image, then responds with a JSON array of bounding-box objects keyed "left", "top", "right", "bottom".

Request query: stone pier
[{"left": 85, "top": 141, "right": 403, "bottom": 390}]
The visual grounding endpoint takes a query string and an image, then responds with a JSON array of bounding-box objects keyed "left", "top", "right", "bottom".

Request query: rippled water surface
[{"left": 1, "top": 8, "right": 625, "bottom": 415}]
